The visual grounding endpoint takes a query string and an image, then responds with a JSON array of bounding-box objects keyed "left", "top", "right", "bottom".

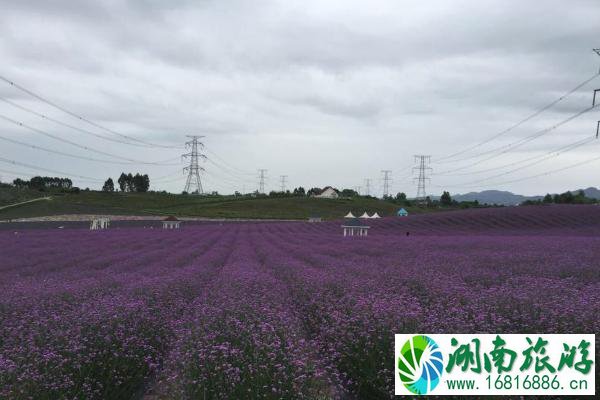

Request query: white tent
[
  {"left": 344, "top": 212, "right": 356, "bottom": 218},
  {"left": 360, "top": 212, "right": 371, "bottom": 219},
  {"left": 370, "top": 212, "right": 381, "bottom": 219}
]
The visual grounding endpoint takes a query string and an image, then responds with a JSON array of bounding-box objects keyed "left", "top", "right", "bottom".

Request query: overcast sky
[{"left": 0, "top": 0, "right": 599, "bottom": 196}]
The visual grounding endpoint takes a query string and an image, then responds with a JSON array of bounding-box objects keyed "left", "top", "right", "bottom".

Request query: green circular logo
[{"left": 397, "top": 335, "right": 444, "bottom": 395}]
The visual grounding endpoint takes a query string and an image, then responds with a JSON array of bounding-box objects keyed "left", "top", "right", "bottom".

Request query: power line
[
  {"left": 433, "top": 103, "right": 600, "bottom": 175},
  {"left": 434, "top": 72, "right": 600, "bottom": 163},
  {"left": 445, "top": 151, "right": 600, "bottom": 189},
  {"left": 0, "top": 156, "right": 103, "bottom": 182},
  {"left": 0, "top": 133, "right": 179, "bottom": 166},
  {"left": 205, "top": 167, "right": 254, "bottom": 187},
  {"left": 435, "top": 135, "right": 596, "bottom": 177},
  {"left": 182, "top": 136, "right": 205, "bottom": 194},
  {"left": 151, "top": 168, "right": 189, "bottom": 182},
  {"left": 204, "top": 158, "right": 256, "bottom": 184},
  {"left": 204, "top": 148, "right": 254, "bottom": 175},
  {"left": 436, "top": 103, "right": 599, "bottom": 166},
  {"left": 442, "top": 136, "right": 598, "bottom": 188},
  {"left": 0, "top": 113, "right": 180, "bottom": 165},
  {"left": 202, "top": 169, "right": 244, "bottom": 187},
  {"left": 0, "top": 74, "right": 181, "bottom": 149},
  {"left": 201, "top": 173, "right": 248, "bottom": 192},
  {"left": 0, "top": 167, "right": 42, "bottom": 180},
  {"left": 0, "top": 96, "right": 159, "bottom": 148}
]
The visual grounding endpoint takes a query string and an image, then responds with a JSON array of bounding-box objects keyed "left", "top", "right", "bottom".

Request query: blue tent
[{"left": 397, "top": 208, "right": 408, "bottom": 217}]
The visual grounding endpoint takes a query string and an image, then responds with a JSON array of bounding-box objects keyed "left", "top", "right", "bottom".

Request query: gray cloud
[{"left": 0, "top": 0, "right": 599, "bottom": 196}]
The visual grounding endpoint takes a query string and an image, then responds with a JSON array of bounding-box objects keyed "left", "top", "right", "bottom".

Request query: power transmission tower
[
  {"left": 594, "top": 48, "right": 600, "bottom": 73},
  {"left": 182, "top": 135, "right": 206, "bottom": 194},
  {"left": 381, "top": 170, "right": 392, "bottom": 198},
  {"left": 413, "top": 155, "right": 432, "bottom": 205},
  {"left": 258, "top": 169, "right": 267, "bottom": 193},
  {"left": 364, "top": 179, "right": 372, "bottom": 196},
  {"left": 279, "top": 175, "right": 288, "bottom": 192}
]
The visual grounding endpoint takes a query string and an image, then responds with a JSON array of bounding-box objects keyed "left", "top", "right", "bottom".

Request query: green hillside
[
  {"left": 0, "top": 184, "right": 49, "bottom": 207},
  {"left": 0, "top": 189, "right": 422, "bottom": 220}
]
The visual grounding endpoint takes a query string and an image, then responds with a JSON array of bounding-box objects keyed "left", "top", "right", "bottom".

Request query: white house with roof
[{"left": 312, "top": 186, "right": 339, "bottom": 199}]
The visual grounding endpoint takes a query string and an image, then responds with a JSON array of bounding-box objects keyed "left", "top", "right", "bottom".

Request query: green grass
[
  {"left": 0, "top": 189, "right": 426, "bottom": 220},
  {"left": 0, "top": 185, "right": 49, "bottom": 207}
]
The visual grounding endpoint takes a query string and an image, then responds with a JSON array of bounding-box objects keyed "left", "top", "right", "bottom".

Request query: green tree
[
  {"left": 293, "top": 187, "right": 306, "bottom": 196},
  {"left": 573, "top": 190, "right": 586, "bottom": 204},
  {"left": 307, "top": 187, "right": 322, "bottom": 196},
  {"left": 102, "top": 178, "right": 114, "bottom": 192},
  {"left": 440, "top": 191, "right": 453, "bottom": 206},
  {"left": 560, "top": 191, "right": 574, "bottom": 204},
  {"left": 340, "top": 188, "right": 358, "bottom": 197},
  {"left": 126, "top": 173, "right": 134, "bottom": 192},
  {"left": 395, "top": 192, "right": 407, "bottom": 202},
  {"left": 552, "top": 194, "right": 560, "bottom": 203},
  {"left": 12, "top": 178, "right": 27, "bottom": 189},
  {"left": 118, "top": 173, "right": 128, "bottom": 192},
  {"left": 543, "top": 193, "right": 553, "bottom": 203}
]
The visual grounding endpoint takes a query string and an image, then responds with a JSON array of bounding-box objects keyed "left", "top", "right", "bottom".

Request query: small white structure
[
  {"left": 313, "top": 186, "right": 339, "bottom": 199},
  {"left": 341, "top": 218, "right": 370, "bottom": 237},
  {"left": 90, "top": 217, "right": 110, "bottom": 230},
  {"left": 344, "top": 211, "right": 356, "bottom": 218},
  {"left": 308, "top": 216, "right": 322, "bottom": 223},
  {"left": 162, "top": 216, "right": 181, "bottom": 229},
  {"left": 359, "top": 212, "right": 371, "bottom": 219},
  {"left": 370, "top": 212, "right": 381, "bottom": 219}
]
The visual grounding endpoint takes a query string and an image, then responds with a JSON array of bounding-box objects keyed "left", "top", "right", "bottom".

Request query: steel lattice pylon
[
  {"left": 182, "top": 135, "right": 205, "bottom": 194},
  {"left": 413, "top": 155, "right": 432, "bottom": 205}
]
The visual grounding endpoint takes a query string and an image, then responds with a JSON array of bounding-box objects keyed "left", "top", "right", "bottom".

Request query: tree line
[
  {"left": 523, "top": 190, "right": 598, "bottom": 205},
  {"left": 241, "top": 187, "right": 481, "bottom": 209},
  {"left": 12, "top": 176, "right": 73, "bottom": 191},
  {"left": 102, "top": 173, "right": 150, "bottom": 193}
]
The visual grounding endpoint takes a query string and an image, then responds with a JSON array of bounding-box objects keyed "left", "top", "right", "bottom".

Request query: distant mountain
[
  {"left": 452, "top": 187, "right": 600, "bottom": 206},
  {"left": 581, "top": 187, "right": 600, "bottom": 199},
  {"left": 453, "top": 190, "right": 540, "bottom": 206}
]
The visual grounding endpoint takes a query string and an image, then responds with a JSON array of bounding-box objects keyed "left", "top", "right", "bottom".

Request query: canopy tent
[
  {"left": 370, "top": 212, "right": 381, "bottom": 219},
  {"left": 397, "top": 208, "right": 409, "bottom": 217},
  {"left": 360, "top": 212, "right": 370, "bottom": 219},
  {"left": 344, "top": 211, "right": 356, "bottom": 218}
]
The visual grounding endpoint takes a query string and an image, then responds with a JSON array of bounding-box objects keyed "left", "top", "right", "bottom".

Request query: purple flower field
[{"left": 1, "top": 205, "right": 599, "bottom": 399}]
